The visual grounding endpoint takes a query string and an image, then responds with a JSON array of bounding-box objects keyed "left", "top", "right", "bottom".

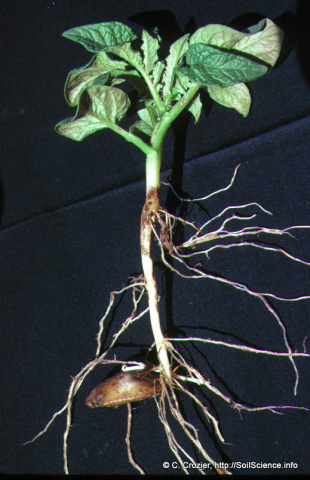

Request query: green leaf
[
  {"left": 64, "top": 52, "right": 127, "bottom": 106},
  {"left": 172, "top": 72, "right": 190, "bottom": 96},
  {"left": 190, "top": 24, "right": 243, "bottom": 48},
  {"left": 207, "top": 83, "right": 251, "bottom": 116},
  {"left": 108, "top": 69, "right": 147, "bottom": 93},
  {"left": 151, "top": 61, "right": 165, "bottom": 87},
  {"left": 141, "top": 30, "right": 160, "bottom": 74},
  {"left": 187, "top": 93, "right": 203, "bottom": 123},
  {"left": 56, "top": 85, "right": 130, "bottom": 141},
  {"left": 163, "top": 34, "right": 190, "bottom": 97},
  {"left": 92, "top": 73, "right": 109, "bottom": 86},
  {"left": 129, "top": 107, "right": 155, "bottom": 137},
  {"left": 88, "top": 85, "right": 130, "bottom": 123},
  {"left": 181, "top": 44, "right": 268, "bottom": 87},
  {"left": 106, "top": 42, "right": 143, "bottom": 69},
  {"left": 56, "top": 114, "right": 105, "bottom": 142},
  {"left": 189, "top": 19, "right": 283, "bottom": 67},
  {"left": 62, "top": 21, "right": 137, "bottom": 53},
  {"left": 137, "top": 107, "right": 153, "bottom": 125},
  {"left": 244, "top": 19, "right": 266, "bottom": 35},
  {"left": 130, "top": 119, "right": 154, "bottom": 137}
]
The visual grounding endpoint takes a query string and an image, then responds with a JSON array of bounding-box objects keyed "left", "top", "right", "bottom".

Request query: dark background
[{"left": 1, "top": 0, "right": 310, "bottom": 475}]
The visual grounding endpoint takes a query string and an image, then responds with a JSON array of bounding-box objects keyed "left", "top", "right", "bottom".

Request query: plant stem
[
  {"left": 145, "top": 148, "right": 162, "bottom": 195},
  {"left": 140, "top": 148, "right": 172, "bottom": 382},
  {"left": 151, "top": 84, "right": 200, "bottom": 151},
  {"left": 113, "top": 125, "right": 154, "bottom": 155},
  {"left": 140, "top": 85, "right": 201, "bottom": 382},
  {"left": 137, "top": 69, "right": 165, "bottom": 116}
]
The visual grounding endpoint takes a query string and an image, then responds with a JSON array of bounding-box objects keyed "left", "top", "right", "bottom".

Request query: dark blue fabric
[{"left": 1, "top": 0, "right": 310, "bottom": 474}]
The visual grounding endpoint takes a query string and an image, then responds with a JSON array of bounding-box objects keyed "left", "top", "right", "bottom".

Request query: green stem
[
  {"left": 135, "top": 66, "right": 166, "bottom": 116},
  {"left": 113, "top": 125, "right": 154, "bottom": 155},
  {"left": 151, "top": 84, "right": 200, "bottom": 151}
]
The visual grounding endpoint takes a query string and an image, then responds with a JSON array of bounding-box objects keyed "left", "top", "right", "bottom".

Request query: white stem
[
  {"left": 141, "top": 150, "right": 172, "bottom": 382},
  {"left": 146, "top": 149, "right": 161, "bottom": 194}
]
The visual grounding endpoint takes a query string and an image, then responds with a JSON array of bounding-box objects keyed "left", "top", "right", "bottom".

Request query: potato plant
[{"left": 26, "top": 19, "right": 310, "bottom": 474}]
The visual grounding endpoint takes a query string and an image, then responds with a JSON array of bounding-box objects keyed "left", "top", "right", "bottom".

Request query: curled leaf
[
  {"left": 56, "top": 85, "right": 130, "bottom": 141},
  {"left": 64, "top": 52, "right": 127, "bottom": 106},
  {"left": 231, "top": 19, "right": 284, "bottom": 67},
  {"left": 190, "top": 19, "right": 283, "bottom": 67},
  {"left": 190, "top": 24, "right": 244, "bottom": 48}
]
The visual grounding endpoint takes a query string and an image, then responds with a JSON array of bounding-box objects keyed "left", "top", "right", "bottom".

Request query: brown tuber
[{"left": 85, "top": 364, "right": 162, "bottom": 408}]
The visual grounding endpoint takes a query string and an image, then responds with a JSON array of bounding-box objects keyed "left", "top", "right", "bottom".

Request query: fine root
[
  {"left": 126, "top": 402, "right": 145, "bottom": 474},
  {"left": 24, "top": 164, "right": 310, "bottom": 474},
  {"left": 151, "top": 341, "right": 308, "bottom": 475},
  {"left": 23, "top": 278, "right": 149, "bottom": 474},
  {"left": 155, "top": 164, "right": 310, "bottom": 395}
]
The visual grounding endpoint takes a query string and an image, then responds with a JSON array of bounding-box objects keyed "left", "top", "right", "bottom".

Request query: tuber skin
[{"left": 85, "top": 364, "right": 162, "bottom": 408}]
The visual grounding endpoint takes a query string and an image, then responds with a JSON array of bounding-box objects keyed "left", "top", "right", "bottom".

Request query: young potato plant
[{"left": 27, "top": 19, "right": 310, "bottom": 474}]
